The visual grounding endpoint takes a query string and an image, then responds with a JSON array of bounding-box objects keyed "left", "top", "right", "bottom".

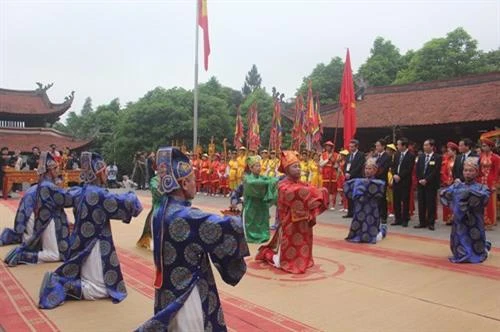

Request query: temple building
[{"left": 0, "top": 83, "right": 91, "bottom": 152}]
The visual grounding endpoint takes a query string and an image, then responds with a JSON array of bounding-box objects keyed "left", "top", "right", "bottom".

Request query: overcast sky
[{"left": 1, "top": 0, "right": 499, "bottom": 122}]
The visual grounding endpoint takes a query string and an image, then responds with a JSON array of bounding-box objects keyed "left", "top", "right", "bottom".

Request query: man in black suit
[
  {"left": 374, "top": 139, "right": 391, "bottom": 224},
  {"left": 452, "top": 138, "right": 477, "bottom": 182},
  {"left": 343, "top": 139, "right": 365, "bottom": 218},
  {"left": 414, "top": 139, "right": 442, "bottom": 231},
  {"left": 391, "top": 138, "right": 415, "bottom": 227}
]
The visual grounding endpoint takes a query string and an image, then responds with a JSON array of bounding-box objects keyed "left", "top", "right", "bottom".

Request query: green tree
[
  {"left": 81, "top": 97, "right": 93, "bottom": 115},
  {"left": 297, "top": 57, "right": 344, "bottom": 104},
  {"left": 394, "top": 27, "right": 483, "bottom": 84},
  {"left": 242, "top": 64, "right": 262, "bottom": 97},
  {"left": 358, "top": 37, "right": 402, "bottom": 86}
]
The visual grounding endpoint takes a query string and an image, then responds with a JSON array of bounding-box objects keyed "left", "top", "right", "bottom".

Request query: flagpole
[{"left": 193, "top": 0, "right": 200, "bottom": 151}]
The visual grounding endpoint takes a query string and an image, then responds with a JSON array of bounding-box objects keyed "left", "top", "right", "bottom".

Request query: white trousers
[
  {"left": 168, "top": 285, "right": 204, "bottom": 332},
  {"left": 81, "top": 240, "right": 108, "bottom": 300},
  {"left": 22, "top": 215, "right": 35, "bottom": 242}
]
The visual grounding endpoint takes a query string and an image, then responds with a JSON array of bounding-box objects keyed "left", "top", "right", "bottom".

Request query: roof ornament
[
  {"left": 35, "top": 82, "right": 54, "bottom": 92},
  {"left": 64, "top": 91, "right": 75, "bottom": 102}
]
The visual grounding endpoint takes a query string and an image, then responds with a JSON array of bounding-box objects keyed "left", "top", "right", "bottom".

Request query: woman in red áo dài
[
  {"left": 441, "top": 142, "right": 458, "bottom": 225},
  {"left": 479, "top": 138, "right": 500, "bottom": 230}
]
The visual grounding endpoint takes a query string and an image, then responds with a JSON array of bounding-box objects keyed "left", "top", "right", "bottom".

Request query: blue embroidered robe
[
  {"left": 0, "top": 184, "right": 38, "bottom": 246},
  {"left": 38, "top": 185, "right": 143, "bottom": 309},
  {"left": 136, "top": 197, "right": 249, "bottom": 332},
  {"left": 4, "top": 181, "right": 79, "bottom": 265},
  {"left": 440, "top": 181, "right": 491, "bottom": 263},
  {"left": 344, "top": 178, "right": 386, "bottom": 244}
]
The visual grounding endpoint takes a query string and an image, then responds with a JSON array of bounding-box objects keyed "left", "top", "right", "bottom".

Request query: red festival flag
[
  {"left": 340, "top": 48, "right": 356, "bottom": 149},
  {"left": 198, "top": 0, "right": 211, "bottom": 71},
  {"left": 234, "top": 107, "right": 244, "bottom": 148}
]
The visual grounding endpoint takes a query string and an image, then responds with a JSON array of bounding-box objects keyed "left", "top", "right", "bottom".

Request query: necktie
[
  {"left": 398, "top": 153, "right": 404, "bottom": 173},
  {"left": 424, "top": 154, "right": 430, "bottom": 172},
  {"left": 461, "top": 154, "right": 465, "bottom": 164}
]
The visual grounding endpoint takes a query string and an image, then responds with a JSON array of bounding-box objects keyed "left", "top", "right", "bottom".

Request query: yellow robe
[
  {"left": 261, "top": 158, "right": 270, "bottom": 176},
  {"left": 308, "top": 160, "right": 322, "bottom": 188},
  {"left": 300, "top": 160, "right": 310, "bottom": 183},
  {"left": 228, "top": 159, "right": 239, "bottom": 190},
  {"left": 267, "top": 158, "right": 279, "bottom": 177},
  {"left": 236, "top": 155, "right": 247, "bottom": 184}
]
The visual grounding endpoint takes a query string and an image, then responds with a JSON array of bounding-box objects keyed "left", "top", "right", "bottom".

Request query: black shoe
[
  {"left": 342, "top": 215, "right": 352, "bottom": 219},
  {"left": 414, "top": 225, "right": 427, "bottom": 229},
  {"left": 391, "top": 222, "right": 401, "bottom": 226},
  {"left": 402, "top": 223, "right": 408, "bottom": 228},
  {"left": 428, "top": 225, "right": 435, "bottom": 231},
  {"left": 445, "top": 223, "right": 452, "bottom": 226}
]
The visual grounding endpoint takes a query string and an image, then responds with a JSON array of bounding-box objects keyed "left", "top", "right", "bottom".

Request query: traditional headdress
[
  {"left": 386, "top": 144, "right": 397, "bottom": 151},
  {"left": 464, "top": 156, "right": 480, "bottom": 170},
  {"left": 37, "top": 151, "right": 58, "bottom": 176},
  {"left": 246, "top": 155, "right": 261, "bottom": 168},
  {"left": 323, "top": 141, "right": 334, "bottom": 147},
  {"left": 156, "top": 147, "right": 193, "bottom": 194},
  {"left": 339, "top": 149, "right": 349, "bottom": 156},
  {"left": 79, "top": 152, "right": 107, "bottom": 183},
  {"left": 279, "top": 150, "right": 299, "bottom": 173},
  {"left": 446, "top": 141, "right": 459, "bottom": 151},
  {"left": 480, "top": 138, "right": 495, "bottom": 148}
]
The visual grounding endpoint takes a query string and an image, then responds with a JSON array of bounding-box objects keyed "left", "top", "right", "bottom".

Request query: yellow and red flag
[
  {"left": 198, "top": 0, "right": 211, "bottom": 71},
  {"left": 234, "top": 106, "right": 244, "bottom": 148}
]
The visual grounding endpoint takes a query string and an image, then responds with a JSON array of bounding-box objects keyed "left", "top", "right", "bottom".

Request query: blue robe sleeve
[
  {"left": 468, "top": 184, "right": 490, "bottom": 208},
  {"left": 105, "top": 191, "right": 143, "bottom": 223},
  {"left": 189, "top": 208, "right": 250, "bottom": 286},
  {"left": 440, "top": 184, "right": 455, "bottom": 207},
  {"left": 344, "top": 179, "right": 356, "bottom": 199}
]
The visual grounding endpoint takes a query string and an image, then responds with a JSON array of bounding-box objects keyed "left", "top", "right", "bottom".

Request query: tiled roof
[
  {"left": 0, "top": 84, "right": 74, "bottom": 118},
  {"left": 0, "top": 127, "right": 92, "bottom": 153},
  {"left": 284, "top": 72, "right": 500, "bottom": 129}
]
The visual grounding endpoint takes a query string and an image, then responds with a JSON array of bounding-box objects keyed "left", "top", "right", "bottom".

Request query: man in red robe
[{"left": 256, "top": 151, "right": 328, "bottom": 274}]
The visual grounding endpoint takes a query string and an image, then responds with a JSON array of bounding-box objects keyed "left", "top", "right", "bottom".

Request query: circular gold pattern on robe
[
  {"left": 116, "top": 280, "right": 127, "bottom": 294},
  {"left": 102, "top": 225, "right": 112, "bottom": 237},
  {"left": 100, "top": 240, "right": 112, "bottom": 256},
  {"left": 39, "top": 208, "right": 51, "bottom": 222},
  {"left": 214, "top": 235, "right": 238, "bottom": 259},
  {"left": 115, "top": 209, "right": 126, "bottom": 220},
  {"left": 109, "top": 251, "right": 119, "bottom": 267},
  {"left": 140, "top": 319, "right": 166, "bottom": 332},
  {"left": 40, "top": 187, "right": 50, "bottom": 200},
  {"left": 357, "top": 211, "right": 366, "bottom": 221},
  {"left": 208, "top": 291, "right": 218, "bottom": 314},
  {"left": 473, "top": 241, "right": 485, "bottom": 254},
  {"left": 184, "top": 243, "right": 203, "bottom": 266},
  {"left": 285, "top": 247, "right": 297, "bottom": 260},
  {"left": 81, "top": 222, "right": 95, "bottom": 238},
  {"left": 46, "top": 291, "right": 62, "bottom": 307},
  {"left": 197, "top": 279, "right": 209, "bottom": 302},
  {"left": 53, "top": 192, "right": 64, "bottom": 206},
  {"left": 469, "top": 227, "right": 481, "bottom": 240},
  {"left": 61, "top": 225, "right": 69, "bottom": 238},
  {"left": 92, "top": 208, "right": 106, "bottom": 225},
  {"left": 62, "top": 263, "right": 79, "bottom": 278},
  {"left": 103, "top": 198, "right": 118, "bottom": 213},
  {"left": 168, "top": 218, "right": 190, "bottom": 242},
  {"left": 469, "top": 195, "right": 480, "bottom": 208},
  {"left": 170, "top": 267, "right": 192, "bottom": 290},
  {"left": 85, "top": 191, "right": 100, "bottom": 206},
  {"left": 58, "top": 240, "right": 68, "bottom": 253},
  {"left": 71, "top": 235, "right": 81, "bottom": 250},
  {"left": 199, "top": 221, "right": 222, "bottom": 245},
  {"left": 162, "top": 242, "right": 177, "bottom": 266},
  {"left": 361, "top": 233, "right": 371, "bottom": 242},
  {"left": 229, "top": 217, "right": 244, "bottom": 234},
  {"left": 159, "top": 289, "right": 176, "bottom": 307},
  {"left": 80, "top": 205, "right": 89, "bottom": 219},
  {"left": 292, "top": 232, "right": 304, "bottom": 246},
  {"left": 300, "top": 244, "right": 309, "bottom": 257},
  {"left": 367, "top": 183, "right": 378, "bottom": 194},
  {"left": 104, "top": 270, "right": 118, "bottom": 286},
  {"left": 361, "top": 222, "right": 369, "bottom": 232},
  {"left": 217, "top": 307, "right": 226, "bottom": 326},
  {"left": 366, "top": 215, "right": 375, "bottom": 225},
  {"left": 369, "top": 226, "right": 379, "bottom": 237},
  {"left": 285, "top": 191, "right": 295, "bottom": 202}
]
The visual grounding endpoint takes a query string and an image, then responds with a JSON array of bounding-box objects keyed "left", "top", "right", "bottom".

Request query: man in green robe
[
  {"left": 231, "top": 156, "right": 277, "bottom": 243},
  {"left": 136, "top": 175, "right": 161, "bottom": 250}
]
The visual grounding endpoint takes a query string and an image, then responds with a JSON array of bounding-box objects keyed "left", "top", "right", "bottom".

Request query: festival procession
[{"left": 0, "top": 1, "right": 499, "bottom": 331}]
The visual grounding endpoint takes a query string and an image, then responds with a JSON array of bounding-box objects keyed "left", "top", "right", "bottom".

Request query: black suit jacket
[
  {"left": 416, "top": 153, "right": 442, "bottom": 189},
  {"left": 452, "top": 151, "right": 478, "bottom": 181},
  {"left": 392, "top": 151, "right": 416, "bottom": 187},
  {"left": 345, "top": 150, "right": 365, "bottom": 179},
  {"left": 375, "top": 152, "right": 391, "bottom": 183}
]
